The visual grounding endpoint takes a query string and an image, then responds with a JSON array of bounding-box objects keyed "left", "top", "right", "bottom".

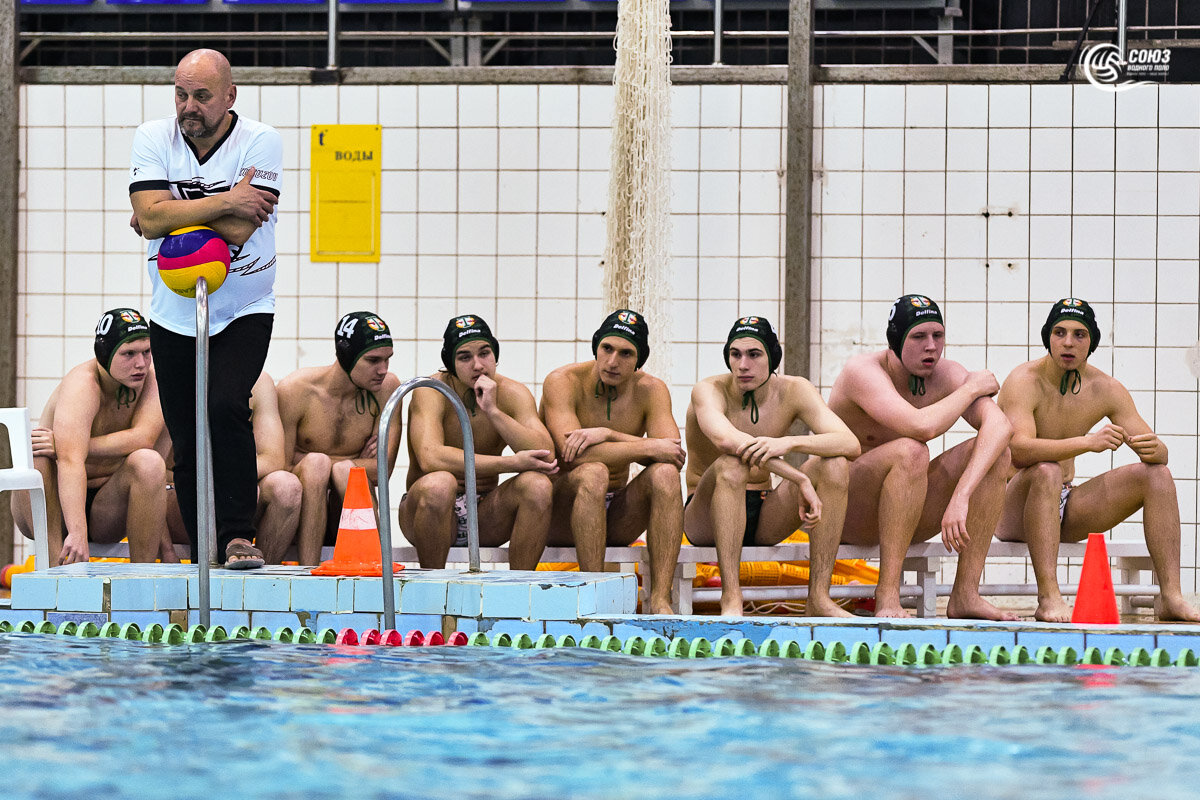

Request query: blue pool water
[{"left": 4, "top": 634, "right": 1200, "bottom": 800}]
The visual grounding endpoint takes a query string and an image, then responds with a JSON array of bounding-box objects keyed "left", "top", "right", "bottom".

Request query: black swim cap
[
  {"left": 441, "top": 314, "right": 500, "bottom": 376},
  {"left": 723, "top": 316, "right": 782, "bottom": 372},
  {"left": 592, "top": 309, "right": 650, "bottom": 369},
  {"left": 335, "top": 312, "right": 393, "bottom": 374},
  {"left": 94, "top": 308, "right": 150, "bottom": 374},
  {"left": 886, "top": 295, "right": 944, "bottom": 359},
  {"left": 1041, "top": 298, "right": 1100, "bottom": 355}
]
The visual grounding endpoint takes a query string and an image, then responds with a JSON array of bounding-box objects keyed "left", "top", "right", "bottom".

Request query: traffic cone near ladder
[
  {"left": 1071, "top": 532, "right": 1119, "bottom": 625},
  {"left": 311, "top": 467, "right": 402, "bottom": 577}
]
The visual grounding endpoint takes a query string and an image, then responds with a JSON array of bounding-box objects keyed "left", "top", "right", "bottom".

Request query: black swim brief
[
  {"left": 60, "top": 486, "right": 101, "bottom": 536},
  {"left": 685, "top": 489, "right": 770, "bottom": 546}
]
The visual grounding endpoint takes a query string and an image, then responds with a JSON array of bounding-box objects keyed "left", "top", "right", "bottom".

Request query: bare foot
[
  {"left": 805, "top": 595, "right": 854, "bottom": 618},
  {"left": 1156, "top": 595, "right": 1200, "bottom": 623},
  {"left": 719, "top": 589, "right": 744, "bottom": 617},
  {"left": 873, "top": 603, "right": 912, "bottom": 619},
  {"left": 1034, "top": 596, "right": 1072, "bottom": 623},
  {"left": 947, "top": 593, "right": 1019, "bottom": 622},
  {"left": 645, "top": 595, "right": 675, "bottom": 616}
]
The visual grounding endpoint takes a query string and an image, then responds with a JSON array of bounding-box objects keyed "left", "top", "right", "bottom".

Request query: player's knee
[
  {"left": 330, "top": 459, "right": 357, "bottom": 488},
  {"left": 295, "top": 452, "right": 332, "bottom": 485},
  {"left": 564, "top": 460, "right": 609, "bottom": 496},
  {"left": 1141, "top": 462, "right": 1175, "bottom": 493},
  {"left": 414, "top": 473, "right": 458, "bottom": 511},
  {"left": 646, "top": 461, "right": 683, "bottom": 497},
  {"left": 1028, "top": 460, "right": 1064, "bottom": 488},
  {"left": 814, "top": 455, "right": 851, "bottom": 493},
  {"left": 127, "top": 448, "right": 167, "bottom": 486},
  {"left": 514, "top": 471, "right": 554, "bottom": 509},
  {"left": 892, "top": 438, "right": 930, "bottom": 475},
  {"left": 713, "top": 454, "right": 750, "bottom": 488},
  {"left": 265, "top": 471, "right": 303, "bottom": 509}
]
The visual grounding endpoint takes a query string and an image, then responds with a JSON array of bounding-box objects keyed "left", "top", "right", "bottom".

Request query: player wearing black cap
[
  {"left": 539, "top": 309, "right": 685, "bottom": 615},
  {"left": 683, "top": 316, "right": 860, "bottom": 617},
  {"left": 828, "top": 295, "right": 1017, "bottom": 621},
  {"left": 11, "top": 309, "right": 170, "bottom": 566},
  {"left": 398, "top": 315, "right": 557, "bottom": 570},
  {"left": 276, "top": 312, "right": 402, "bottom": 565},
  {"left": 997, "top": 298, "right": 1200, "bottom": 622}
]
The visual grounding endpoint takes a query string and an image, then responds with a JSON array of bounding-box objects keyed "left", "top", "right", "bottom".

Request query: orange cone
[
  {"left": 311, "top": 467, "right": 402, "bottom": 577},
  {"left": 1071, "top": 532, "right": 1119, "bottom": 625}
]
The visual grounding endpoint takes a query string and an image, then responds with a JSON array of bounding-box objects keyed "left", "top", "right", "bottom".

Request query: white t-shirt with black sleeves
[{"left": 129, "top": 111, "right": 283, "bottom": 336}]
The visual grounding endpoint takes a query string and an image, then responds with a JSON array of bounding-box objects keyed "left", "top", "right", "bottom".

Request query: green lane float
[{"left": 4, "top": 620, "right": 1198, "bottom": 669}]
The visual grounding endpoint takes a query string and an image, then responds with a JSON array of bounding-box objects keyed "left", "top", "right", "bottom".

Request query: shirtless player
[
  {"left": 12, "top": 309, "right": 169, "bottom": 564},
  {"left": 828, "top": 295, "right": 1017, "bottom": 620},
  {"left": 997, "top": 298, "right": 1200, "bottom": 622},
  {"left": 540, "top": 310, "right": 684, "bottom": 615},
  {"left": 278, "top": 312, "right": 402, "bottom": 565},
  {"left": 684, "top": 316, "right": 859, "bottom": 617},
  {"left": 399, "top": 314, "right": 556, "bottom": 569}
]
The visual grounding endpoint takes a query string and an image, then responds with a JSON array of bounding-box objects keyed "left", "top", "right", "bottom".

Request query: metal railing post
[
  {"left": 376, "top": 377, "right": 479, "bottom": 631},
  {"left": 195, "top": 278, "right": 214, "bottom": 629},
  {"left": 1117, "top": 0, "right": 1127, "bottom": 60},
  {"left": 326, "top": 0, "right": 338, "bottom": 69},
  {"left": 712, "top": 0, "right": 723, "bottom": 64}
]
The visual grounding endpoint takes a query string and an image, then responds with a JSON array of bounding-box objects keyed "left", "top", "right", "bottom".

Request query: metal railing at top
[
  {"left": 375, "top": 376, "right": 480, "bottom": 632},
  {"left": 18, "top": 23, "right": 1200, "bottom": 68}
]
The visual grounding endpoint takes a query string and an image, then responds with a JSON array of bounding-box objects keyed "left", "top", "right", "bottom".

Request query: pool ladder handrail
[
  {"left": 195, "top": 278, "right": 217, "bottom": 629},
  {"left": 376, "top": 377, "right": 480, "bottom": 630}
]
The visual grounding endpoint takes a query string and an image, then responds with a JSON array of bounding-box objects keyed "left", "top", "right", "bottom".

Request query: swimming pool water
[{"left": 3, "top": 634, "right": 1199, "bottom": 800}]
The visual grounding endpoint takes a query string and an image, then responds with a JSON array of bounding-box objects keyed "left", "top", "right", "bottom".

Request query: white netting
[{"left": 603, "top": 0, "right": 673, "bottom": 382}]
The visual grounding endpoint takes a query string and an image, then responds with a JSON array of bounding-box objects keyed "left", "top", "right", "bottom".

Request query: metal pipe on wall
[
  {"left": 0, "top": 0, "right": 18, "bottom": 562},
  {"left": 783, "top": 0, "right": 813, "bottom": 383}
]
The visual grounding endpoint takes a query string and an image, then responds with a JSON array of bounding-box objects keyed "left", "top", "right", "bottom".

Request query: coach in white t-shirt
[{"left": 129, "top": 48, "right": 282, "bottom": 569}]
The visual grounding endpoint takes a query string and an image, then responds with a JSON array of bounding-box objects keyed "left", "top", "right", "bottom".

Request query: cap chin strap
[
  {"left": 1059, "top": 369, "right": 1082, "bottom": 396},
  {"left": 908, "top": 375, "right": 926, "bottom": 396},
  {"left": 740, "top": 374, "right": 771, "bottom": 425},
  {"left": 353, "top": 386, "right": 381, "bottom": 417},
  {"left": 116, "top": 384, "right": 138, "bottom": 409},
  {"left": 594, "top": 380, "right": 618, "bottom": 420},
  {"left": 451, "top": 375, "right": 479, "bottom": 417}
]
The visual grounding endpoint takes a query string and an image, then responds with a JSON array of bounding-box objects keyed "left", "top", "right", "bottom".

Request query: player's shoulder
[
  {"left": 543, "top": 361, "right": 585, "bottom": 390},
  {"left": 631, "top": 372, "right": 671, "bottom": 414},
  {"left": 61, "top": 359, "right": 103, "bottom": 392},
  {"left": 838, "top": 350, "right": 885, "bottom": 381},
  {"left": 1002, "top": 358, "right": 1040, "bottom": 387},
  {"left": 496, "top": 372, "right": 535, "bottom": 399},
  {"left": 276, "top": 366, "right": 323, "bottom": 394},
  {"left": 1086, "top": 364, "right": 1125, "bottom": 396},
  {"left": 633, "top": 369, "right": 669, "bottom": 395},
  {"left": 694, "top": 372, "right": 729, "bottom": 392},
  {"left": 776, "top": 371, "right": 816, "bottom": 392}
]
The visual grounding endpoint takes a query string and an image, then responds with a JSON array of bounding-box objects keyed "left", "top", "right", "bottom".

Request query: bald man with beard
[{"left": 130, "top": 48, "right": 283, "bottom": 568}]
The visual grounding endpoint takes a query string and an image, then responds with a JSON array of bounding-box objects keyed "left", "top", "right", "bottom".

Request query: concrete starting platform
[{"left": 0, "top": 563, "right": 637, "bottom": 634}]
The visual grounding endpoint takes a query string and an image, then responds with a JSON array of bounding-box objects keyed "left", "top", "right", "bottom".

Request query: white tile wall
[{"left": 14, "top": 81, "right": 1200, "bottom": 594}]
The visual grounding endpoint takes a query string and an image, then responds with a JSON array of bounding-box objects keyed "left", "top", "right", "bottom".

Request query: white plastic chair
[{"left": 0, "top": 408, "right": 50, "bottom": 570}]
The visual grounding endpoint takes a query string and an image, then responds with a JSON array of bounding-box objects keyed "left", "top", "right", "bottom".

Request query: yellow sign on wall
[{"left": 310, "top": 125, "right": 381, "bottom": 262}]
